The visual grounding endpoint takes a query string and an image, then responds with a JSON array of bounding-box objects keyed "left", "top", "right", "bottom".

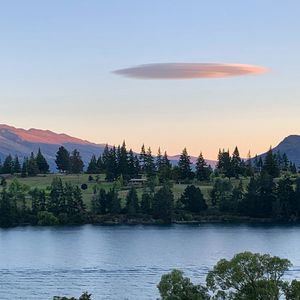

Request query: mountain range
[{"left": 0, "top": 124, "right": 299, "bottom": 171}]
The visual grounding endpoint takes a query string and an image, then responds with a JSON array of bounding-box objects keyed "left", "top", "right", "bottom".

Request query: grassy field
[{"left": 4, "top": 173, "right": 252, "bottom": 209}]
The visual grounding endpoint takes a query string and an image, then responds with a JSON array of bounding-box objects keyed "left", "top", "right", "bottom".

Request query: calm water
[{"left": 1, "top": 224, "right": 300, "bottom": 299}]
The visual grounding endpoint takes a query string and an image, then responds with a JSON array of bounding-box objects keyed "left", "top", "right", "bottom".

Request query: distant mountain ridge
[
  {"left": 1, "top": 124, "right": 299, "bottom": 172},
  {"left": 266, "top": 135, "right": 300, "bottom": 167},
  {"left": 0, "top": 124, "right": 107, "bottom": 171}
]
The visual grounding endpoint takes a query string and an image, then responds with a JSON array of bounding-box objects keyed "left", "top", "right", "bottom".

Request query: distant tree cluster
[
  {"left": 0, "top": 177, "right": 86, "bottom": 227},
  {"left": 0, "top": 148, "right": 49, "bottom": 176},
  {"left": 55, "top": 146, "right": 84, "bottom": 174},
  {"left": 216, "top": 146, "right": 297, "bottom": 179}
]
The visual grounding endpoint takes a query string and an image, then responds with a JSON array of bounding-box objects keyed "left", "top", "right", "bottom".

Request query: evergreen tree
[
  {"left": 69, "top": 149, "right": 84, "bottom": 174},
  {"left": 231, "top": 146, "right": 242, "bottom": 178},
  {"left": 117, "top": 141, "right": 128, "bottom": 178},
  {"left": 13, "top": 155, "right": 21, "bottom": 174},
  {"left": 276, "top": 177, "right": 296, "bottom": 220},
  {"left": 180, "top": 185, "right": 207, "bottom": 213},
  {"left": 55, "top": 146, "right": 70, "bottom": 173},
  {"left": 216, "top": 149, "right": 232, "bottom": 178},
  {"left": 48, "top": 177, "right": 65, "bottom": 216},
  {"left": 126, "top": 187, "right": 140, "bottom": 216},
  {"left": 0, "top": 187, "right": 15, "bottom": 227},
  {"left": 158, "top": 151, "right": 172, "bottom": 183},
  {"left": 105, "top": 146, "right": 117, "bottom": 181},
  {"left": 36, "top": 148, "right": 49, "bottom": 174},
  {"left": 244, "top": 151, "right": 254, "bottom": 177},
  {"left": 87, "top": 155, "right": 98, "bottom": 174},
  {"left": 210, "top": 178, "right": 233, "bottom": 210},
  {"left": 106, "top": 188, "right": 121, "bottom": 214},
  {"left": 21, "top": 158, "right": 28, "bottom": 178},
  {"left": 145, "top": 147, "right": 156, "bottom": 178},
  {"left": 139, "top": 144, "right": 147, "bottom": 173},
  {"left": 2, "top": 154, "right": 13, "bottom": 174},
  {"left": 178, "top": 148, "right": 192, "bottom": 181},
  {"left": 156, "top": 147, "right": 163, "bottom": 172},
  {"left": 141, "top": 191, "right": 152, "bottom": 214},
  {"left": 96, "top": 155, "right": 104, "bottom": 173},
  {"left": 101, "top": 144, "right": 110, "bottom": 171},
  {"left": 128, "top": 149, "right": 139, "bottom": 179},
  {"left": 27, "top": 152, "right": 39, "bottom": 176},
  {"left": 195, "top": 152, "right": 211, "bottom": 181},
  {"left": 263, "top": 147, "right": 280, "bottom": 178},
  {"left": 152, "top": 185, "right": 174, "bottom": 222}
]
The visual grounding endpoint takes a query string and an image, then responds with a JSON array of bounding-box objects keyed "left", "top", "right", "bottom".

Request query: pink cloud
[{"left": 113, "top": 63, "right": 268, "bottom": 79}]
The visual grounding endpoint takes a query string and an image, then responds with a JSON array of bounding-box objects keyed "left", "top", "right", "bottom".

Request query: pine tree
[
  {"left": 141, "top": 191, "right": 152, "bottom": 214},
  {"left": 69, "top": 149, "right": 84, "bottom": 174},
  {"left": 263, "top": 147, "right": 280, "bottom": 178},
  {"left": 101, "top": 144, "right": 110, "bottom": 171},
  {"left": 55, "top": 146, "right": 70, "bottom": 173},
  {"left": 106, "top": 188, "right": 121, "bottom": 214},
  {"left": 105, "top": 146, "right": 118, "bottom": 181},
  {"left": 35, "top": 148, "right": 49, "bottom": 174},
  {"left": 156, "top": 147, "right": 163, "bottom": 172},
  {"left": 231, "top": 146, "right": 242, "bottom": 178},
  {"left": 245, "top": 151, "right": 254, "bottom": 177},
  {"left": 158, "top": 151, "right": 172, "bottom": 183},
  {"left": 13, "top": 155, "right": 21, "bottom": 174},
  {"left": 145, "top": 147, "right": 155, "bottom": 178},
  {"left": 152, "top": 185, "right": 174, "bottom": 223},
  {"left": 48, "top": 177, "right": 65, "bottom": 215},
  {"left": 96, "top": 155, "right": 104, "bottom": 173},
  {"left": 180, "top": 185, "right": 207, "bottom": 213},
  {"left": 126, "top": 187, "right": 140, "bottom": 216},
  {"left": 128, "top": 149, "right": 139, "bottom": 178},
  {"left": 139, "top": 144, "right": 147, "bottom": 173},
  {"left": 21, "top": 158, "right": 28, "bottom": 178},
  {"left": 178, "top": 148, "right": 192, "bottom": 181},
  {"left": 195, "top": 152, "right": 210, "bottom": 181},
  {"left": 2, "top": 155, "right": 13, "bottom": 174},
  {"left": 27, "top": 152, "right": 39, "bottom": 176},
  {"left": 117, "top": 141, "right": 128, "bottom": 178},
  {"left": 217, "top": 149, "right": 232, "bottom": 178},
  {"left": 87, "top": 155, "right": 98, "bottom": 174}
]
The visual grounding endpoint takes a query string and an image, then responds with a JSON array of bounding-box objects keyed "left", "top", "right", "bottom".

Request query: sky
[{"left": 0, "top": 0, "right": 300, "bottom": 159}]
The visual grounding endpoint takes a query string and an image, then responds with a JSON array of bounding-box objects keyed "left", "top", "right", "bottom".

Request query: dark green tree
[
  {"left": 36, "top": 148, "right": 49, "bottom": 174},
  {"left": 27, "top": 152, "right": 39, "bottom": 176},
  {"left": 125, "top": 187, "right": 140, "bottom": 216},
  {"left": 263, "top": 147, "right": 280, "bottom": 178},
  {"left": 231, "top": 146, "right": 242, "bottom": 178},
  {"left": 55, "top": 146, "right": 70, "bottom": 173},
  {"left": 141, "top": 191, "right": 152, "bottom": 214},
  {"left": 86, "top": 155, "right": 98, "bottom": 174},
  {"left": 195, "top": 152, "right": 211, "bottom": 181},
  {"left": 106, "top": 188, "right": 121, "bottom": 214},
  {"left": 13, "top": 155, "right": 21, "bottom": 174},
  {"left": 180, "top": 185, "right": 207, "bottom": 213},
  {"left": 69, "top": 149, "right": 84, "bottom": 174},
  {"left": 2, "top": 154, "right": 13, "bottom": 174},
  {"left": 178, "top": 148, "right": 192, "bottom": 181},
  {"left": 152, "top": 185, "right": 174, "bottom": 222},
  {"left": 21, "top": 158, "right": 28, "bottom": 177},
  {"left": 145, "top": 147, "right": 156, "bottom": 178}
]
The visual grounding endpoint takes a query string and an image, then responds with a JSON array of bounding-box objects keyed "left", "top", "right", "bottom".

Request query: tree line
[{"left": 0, "top": 143, "right": 297, "bottom": 181}]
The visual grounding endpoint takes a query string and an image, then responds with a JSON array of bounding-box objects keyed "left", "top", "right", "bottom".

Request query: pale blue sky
[{"left": 0, "top": 0, "right": 299, "bottom": 158}]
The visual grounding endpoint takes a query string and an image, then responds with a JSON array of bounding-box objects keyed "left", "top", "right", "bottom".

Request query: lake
[{"left": 1, "top": 224, "right": 300, "bottom": 299}]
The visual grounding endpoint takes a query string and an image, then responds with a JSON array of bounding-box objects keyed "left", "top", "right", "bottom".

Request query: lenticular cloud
[{"left": 113, "top": 63, "right": 268, "bottom": 79}]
